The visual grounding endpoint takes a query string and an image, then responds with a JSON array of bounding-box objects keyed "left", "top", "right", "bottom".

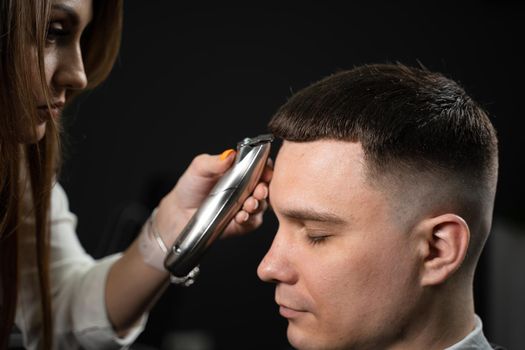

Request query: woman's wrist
[
  {"left": 137, "top": 209, "right": 169, "bottom": 272},
  {"left": 137, "top": 208, "right": 200, "bottom": 287}
]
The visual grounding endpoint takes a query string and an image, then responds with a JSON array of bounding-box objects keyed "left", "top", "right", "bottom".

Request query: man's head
[{"left": 257, "top": 64, "right": 498, "bottom": 350}]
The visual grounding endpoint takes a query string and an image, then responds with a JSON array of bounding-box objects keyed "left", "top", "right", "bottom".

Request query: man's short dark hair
[{"left": 269, "top": 63, "right": 497, "bottom": 185}]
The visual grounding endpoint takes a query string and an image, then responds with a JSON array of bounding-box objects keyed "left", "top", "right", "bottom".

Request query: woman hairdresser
[{"left": 0, "top": 0, "right": 271, "bottom": 349}]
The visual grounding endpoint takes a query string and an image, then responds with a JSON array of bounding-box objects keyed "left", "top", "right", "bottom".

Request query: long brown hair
[{"left": 0, "top": 1, "right": 123, "bottom": 349}]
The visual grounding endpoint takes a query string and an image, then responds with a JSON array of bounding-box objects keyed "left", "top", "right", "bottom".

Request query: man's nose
[
  {"left": 257, "top": 230, "right": 297, "bottom": 284},
  {"left": 53, "top": 45, "right": 88, "bottom": 91}
]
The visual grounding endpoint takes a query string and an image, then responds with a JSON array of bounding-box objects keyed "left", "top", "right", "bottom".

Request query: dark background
[{"left": 61, "top": 1, "right": 524, "bottom": 349}]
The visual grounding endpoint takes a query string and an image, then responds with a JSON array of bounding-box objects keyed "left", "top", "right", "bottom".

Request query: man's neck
[{"left": 389, "top": 285, "right": 476, "bottom": 350}]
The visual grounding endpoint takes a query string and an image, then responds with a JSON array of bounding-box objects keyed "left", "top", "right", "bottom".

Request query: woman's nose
[{"left": 53, "top": 44, "right": 88, "bottom": 91}]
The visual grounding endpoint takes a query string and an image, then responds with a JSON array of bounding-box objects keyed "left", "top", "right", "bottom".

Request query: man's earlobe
[{"left": 420, "top": 214, "right": 470, "bottom": 286}]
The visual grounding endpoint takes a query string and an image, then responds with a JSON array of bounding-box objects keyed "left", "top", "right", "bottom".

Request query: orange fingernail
[{"left": 220, "top": 149, "right": 235, "bottom": 160}]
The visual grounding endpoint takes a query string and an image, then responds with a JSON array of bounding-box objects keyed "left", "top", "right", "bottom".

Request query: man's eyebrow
[
  {"left": 51, "top": 4, "right": 80, "bottom": 25},
  {"left": 281, "top": 207, "right": 347, "bottom": 225}
]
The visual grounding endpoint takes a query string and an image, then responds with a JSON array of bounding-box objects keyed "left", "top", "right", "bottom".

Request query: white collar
[{"left": 445, "top": 315, "right": 493, "bottom": 350}]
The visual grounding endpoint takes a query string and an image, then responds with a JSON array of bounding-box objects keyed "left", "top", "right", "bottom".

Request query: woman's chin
[
  {"left": 36, "top": 122, "right": 47, "bottom": 141},
  {"left": 19, "top": 122, "right": 47, "bottom": 144}
]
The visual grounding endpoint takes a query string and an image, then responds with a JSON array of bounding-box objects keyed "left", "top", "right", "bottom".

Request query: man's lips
[{"left": 278, "top": 303, "right": 307, "bottom": 319}]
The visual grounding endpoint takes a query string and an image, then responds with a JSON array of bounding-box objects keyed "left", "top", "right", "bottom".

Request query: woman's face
[{"left": 34, "top": 0, "right": 92, "bottom": 141}]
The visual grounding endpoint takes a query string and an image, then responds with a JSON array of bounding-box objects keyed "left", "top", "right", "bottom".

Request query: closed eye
[{"left": 307, "top": 235, "right": 330, "bottom": 246}]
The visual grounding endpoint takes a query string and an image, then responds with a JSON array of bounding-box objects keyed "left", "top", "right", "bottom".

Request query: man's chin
[
  {"left": 287, "top": 322, "right": 352, "bottom": 350},
  {"left": 287, "top": 323, "right": 323, "bottom": 350}
]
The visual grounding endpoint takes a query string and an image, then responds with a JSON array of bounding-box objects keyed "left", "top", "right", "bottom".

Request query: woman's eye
[{"left": 46, "top": 22, "right": 68, "bottom": 43}]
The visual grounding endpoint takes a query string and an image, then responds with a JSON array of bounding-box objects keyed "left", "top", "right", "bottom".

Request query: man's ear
[{"left": 417, "top": 214, "right": 470, "bottom": 286}]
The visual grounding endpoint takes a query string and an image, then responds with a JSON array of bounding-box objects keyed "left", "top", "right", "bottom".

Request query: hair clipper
[{"left": 164, "top": 134, "right": 273, "bottom": 277}]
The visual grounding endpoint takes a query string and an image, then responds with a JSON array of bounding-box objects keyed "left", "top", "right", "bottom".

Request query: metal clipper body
[{"left": 164, "top": 134, "right": 273, "bottom": 277}]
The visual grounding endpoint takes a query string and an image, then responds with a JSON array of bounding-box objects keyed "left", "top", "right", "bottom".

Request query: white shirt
[
  {"left": 15, "top": 183, "right": 146, "bottom": 349},
  {"left": 445, "top": 315, "right": 494, "bottom": 350}
]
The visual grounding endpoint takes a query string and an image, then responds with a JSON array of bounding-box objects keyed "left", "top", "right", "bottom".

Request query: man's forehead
[
  {"left": 274, "top": 140, "right": 366, "bottom": 179},
  {"left": 269, "top": 139, "right": 369, "bottom": 215},
  {"left": 278, "top": 139, "right": 364, "bottom": 156}
]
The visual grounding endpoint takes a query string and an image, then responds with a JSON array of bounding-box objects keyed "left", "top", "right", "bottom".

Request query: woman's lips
[{"left": 37, "top": 104, "right": 63, "bottom": 121}]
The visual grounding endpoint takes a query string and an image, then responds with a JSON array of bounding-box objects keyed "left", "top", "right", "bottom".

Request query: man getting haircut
[{"left": 258, "top": 63, "right": 501, "bottom": 350}]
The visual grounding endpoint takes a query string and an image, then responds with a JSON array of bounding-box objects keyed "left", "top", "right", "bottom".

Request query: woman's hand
[
  {"left": 106, "top": 150, "right": 272, "bottom": 332},
  {"left": 154, "top": 150, "right": 273, "bottom": 245}
]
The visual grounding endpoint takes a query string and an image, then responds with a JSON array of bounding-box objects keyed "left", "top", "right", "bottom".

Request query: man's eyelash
[{"left": 307, "top": 235, "right": 329, "bottom": 246}]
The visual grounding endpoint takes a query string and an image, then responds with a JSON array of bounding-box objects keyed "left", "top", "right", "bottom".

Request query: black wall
[{"left": 61, "top": 2, "right": 525, "bottom": 349}]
